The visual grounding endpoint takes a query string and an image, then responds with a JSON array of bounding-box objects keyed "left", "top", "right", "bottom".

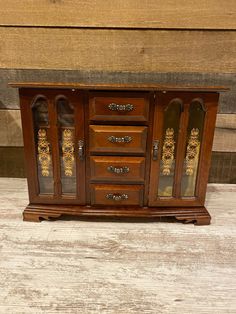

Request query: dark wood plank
[
  {"left": 0, "top": 147, "right": 25, "bottom": 177},
  {"left": 209, "top": 152, "right": 236, "bottom": 184},
  {"left": 1, "top": 69, "right": 235, "bottom": 112}
]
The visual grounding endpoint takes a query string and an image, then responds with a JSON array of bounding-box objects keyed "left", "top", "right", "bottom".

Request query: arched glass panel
[
  {"left": 158, "top": 99, "right": 182, "bottom": 197},
  {"left": 57, "top": 97, "right": 76, "bottom": 194},
  {"left": 32, "top": 97, "right": 53, "bottom": 194},
  {"left": 181, "top": 99, "right": 205, "bottom": 197}
]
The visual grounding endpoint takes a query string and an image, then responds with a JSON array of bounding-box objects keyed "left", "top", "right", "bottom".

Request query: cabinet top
[{"left": 8, "top": 82, "right": 229, "bottom": 92}]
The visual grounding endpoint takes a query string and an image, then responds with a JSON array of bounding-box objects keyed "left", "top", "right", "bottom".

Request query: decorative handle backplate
[
  {"left": 185, "top": 128, "right": 200, "bottom": 176},
  {"left": 107, "top": 166, "right": 130, "bottom": 174},
  {"left": 106, "top": 193, "right": 129, "bottom": 201},
  {"left": 37, "top": 128, "right": 51, "bottom": 177},
  {"left": 62, "top": 129, "right": 75, "bottom": 177},
  {"left": 78, "top": 140, "right": 84, "bottom": 160},
  {"left": 108, "top": 103, "right": 134, "bottom": 112},
  {"left": 161, "top": 128, "right": 175, "bottom": 175},
  {"left": 153, "top": 140, "right": 159, "bottom": 161},
  {"left": 108, "top": 136, "right": 132, "bottom": 143}
]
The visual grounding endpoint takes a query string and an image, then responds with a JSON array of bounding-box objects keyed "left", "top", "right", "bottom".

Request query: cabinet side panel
[
  {"left": 195, "top": 94, "right": 219, "bottom": 203},
  {"left": 19, "top": 89, "right": 40, "bottom": 202}
]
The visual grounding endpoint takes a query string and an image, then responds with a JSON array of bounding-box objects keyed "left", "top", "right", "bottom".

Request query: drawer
[
  {"left": 89, "top": 92, "right": 149, "bottom": 122},
  {"left": 89, "top": 125, "right": 147, "bottom": 154},
  {"left": 90, "top": 184, "right": 144, "bottom": 206},
  {"left": 90, "top": 156, "right": 145, "bottom": 183}
]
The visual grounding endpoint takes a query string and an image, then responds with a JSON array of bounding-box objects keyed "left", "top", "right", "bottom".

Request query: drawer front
[
  {"left": 90, "top": 156, "right": 145, "bottom": 183},
  {"left": 90, "top": 184, "right": 144, "bottom": 206},
  {"left": 89, "top": 93, "right": 149, "bottom": 122},
  {"left": 89, "top": 125, "right": 147, "bottom": 154}
]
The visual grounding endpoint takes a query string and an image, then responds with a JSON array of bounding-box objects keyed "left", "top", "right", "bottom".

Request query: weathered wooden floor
[{"left": 0, "top": 178, "right": 235, "bottom": 314}]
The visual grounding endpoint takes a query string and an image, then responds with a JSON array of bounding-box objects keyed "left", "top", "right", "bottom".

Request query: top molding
[{"left": 9, "top": 82, "right": 230, "bottom": 92}]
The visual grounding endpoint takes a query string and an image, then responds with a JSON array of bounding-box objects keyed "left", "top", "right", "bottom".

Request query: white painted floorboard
[{"left": 0, "top": 178, "right": 235, "bottom": 314}]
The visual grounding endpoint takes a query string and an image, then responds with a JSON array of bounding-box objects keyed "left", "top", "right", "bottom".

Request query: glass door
[
  {"left": 148, "top": 91, "right": 218, "bottom": 207},
  {"left": 20, "top": 88, "right": 85, "bottom": 204}
]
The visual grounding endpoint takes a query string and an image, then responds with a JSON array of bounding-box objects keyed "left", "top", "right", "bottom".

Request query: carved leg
[
  {"left": 175, "top": 216, "right": 195, "bottom": 224},
  {"left": 175, "top": 215, "right": 211, "bottom": 226},
  {"left": 23, "top": 208, "right": 62, "bottom": 222},
  {"left": 23, "top": 211, "right": 42, "bottom": 222},
  {"left": 173, "top": 205, "right": 211, "bottom": 226}
]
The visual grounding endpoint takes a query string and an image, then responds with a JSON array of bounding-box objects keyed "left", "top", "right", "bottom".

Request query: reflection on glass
[
  {"left": 57, "top": 97, "right": 76, "bottom": 194},
  {"left": 181, "top": 99, "right": 205, "bottom": 197},
  {"left": 158, "top": 99, "right": 182, "bottom": 197},
  {"left": 32, "top": 97, "right": 54, "bottom": 194}
]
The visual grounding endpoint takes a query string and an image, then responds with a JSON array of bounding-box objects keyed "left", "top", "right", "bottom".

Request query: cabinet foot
[
  {"left": 23, "top": 208, "right": 62, "bottom": 222},
  {"left": 194, "top": 216, "right": 211, "bottom": 226},
  {"left": 175, "top": 214, "right": 211, "bottom": 226},
  {"left": 22, "top": 204, "right": 211, "bottom": 225}
]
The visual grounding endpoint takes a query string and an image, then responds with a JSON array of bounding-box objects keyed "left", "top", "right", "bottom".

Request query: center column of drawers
[{"left": 88, "top": 92, "right": 149, "bottom": 206}]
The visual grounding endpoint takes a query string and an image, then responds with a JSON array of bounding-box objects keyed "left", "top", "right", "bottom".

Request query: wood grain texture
[
  {"left": 0, "top": 147, "right": 25, "bottom": 177},
  {"left": 1, "top": 148, "right": 234, "bottom": 184},
  {"left": 0, "top": 109, "right": 235, "bottom": 151},
  {"left": 1, "top": 69, "right": 235, "bottom": 112},
  {"left": 90, "top": 156, "right": 145, "bottom": 183},
  {"left": 213, "top": 114, "right": 236, "bottom": 152},
  {"left": 0, "top": 178, "right": 235, "bottom": 313},
  {"left": 1, "top": 28, "right": 236, "bottom": 73},
  {"left": 1, "top": 71, "right": 235, "bottom": 113},
  {"left": 213, "top": 129, "right": 236, "bottom": 152},
  {"left": 90, "top": 184, "right": 144, "bottom": 206},
  {"left": 89, "top": 125, "right": 148, "bottom": 154},
  {"left": 209, "top": 152, "right": 236, "bottom": 183},
  {"left": 0, "top": 109, "right": 23, "bottom": 146},
  {"left": 216, "top": 113, "right": 236, "bottom": 129},
  {"left": 0, "top": 0, "right": 236, "bottom": 29}
]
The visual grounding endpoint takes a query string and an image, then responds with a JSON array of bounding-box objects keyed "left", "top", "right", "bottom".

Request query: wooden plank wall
[{"left": 0, "top": 1, "right": 235, "bottom": 182}]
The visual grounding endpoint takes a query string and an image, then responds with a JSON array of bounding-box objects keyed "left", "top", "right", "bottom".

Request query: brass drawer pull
[
  {"left": 106, "top": 193, "right": 129, "bottom": 201},
  {"left": 108, "top": 136, "right": 132, "bottom": 143},
  {"left": 108, "top": 103, "right": 134, "bottom": 112},
  {"left": 107, "top": 166, "right": 130, "bottom": 174}
]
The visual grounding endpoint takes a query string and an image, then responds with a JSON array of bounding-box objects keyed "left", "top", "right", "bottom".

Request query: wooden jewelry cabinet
[{"left": 10, "top": 82, "right": 227, "bottom": 225}]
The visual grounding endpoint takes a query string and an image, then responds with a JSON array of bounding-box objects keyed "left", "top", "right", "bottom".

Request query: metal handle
[
  {"left": 153, "top": 140, "right": 159, "bottom": 160},
  {"left": 108, "top": 136, "right": 132, "bottom": 143},
  {"left": 107, "top": 166, "right": 130, "bottom": 174},
  {"left": 78, "top": 140, "right": 84, "bottom": 160},
  {"left": 106, "top": 193, "right": 129, "bottom": 201},
  {"left": 108, "top": 103, "right": 134, "bottom": 112}
]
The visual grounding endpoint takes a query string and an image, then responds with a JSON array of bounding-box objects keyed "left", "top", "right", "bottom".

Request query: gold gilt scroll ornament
[
  {"left": 37, "top": 128, "right": 51, "bottom": 177},
  {"left": 161, "top": 128, "right": 175, "bottom": 175},
  {"left": 185, "top": 128, "right": 200, "bottom": 176},
  {"left": 62, "top": 129, "right": 75, "bottom": 176}
]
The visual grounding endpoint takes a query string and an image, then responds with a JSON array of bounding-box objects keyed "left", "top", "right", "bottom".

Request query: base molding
[{"left": 23, "top": 204, "right": 211, "bottom": 225}]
